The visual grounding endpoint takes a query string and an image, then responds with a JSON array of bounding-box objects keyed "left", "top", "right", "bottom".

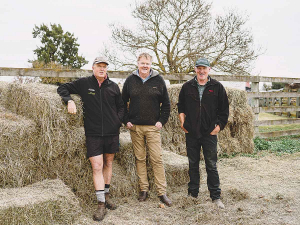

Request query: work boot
[
  {"left": 93, "top": 202, "right": 107, "bottom": 221},
  {"left": 213, "top": 199, "right": 225, "bottom": 209},
  {"left": 138, "top": 191, "right": 148, "bottom": 202},
  {"left": 105, "top": 192, "right": 117, "bottom": 210},
  {"left": 159, "top": 194, "right": 172, "bottom": 207}
]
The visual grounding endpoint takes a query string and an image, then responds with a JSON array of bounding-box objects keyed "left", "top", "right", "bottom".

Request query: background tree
[
  {"left": 107, "top": 0, "right": 262, "bottom": 75},
  {"left": 30, "top": 23, "right": 88, "bottom": 69}
]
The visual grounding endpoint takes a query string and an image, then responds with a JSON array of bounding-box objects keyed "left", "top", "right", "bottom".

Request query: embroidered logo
[
  {"left": 209, "top": 90, "right": 213, "bottom": 93},
  {"left": 88, "top": 88, "right": 95, "bottom": 95}
]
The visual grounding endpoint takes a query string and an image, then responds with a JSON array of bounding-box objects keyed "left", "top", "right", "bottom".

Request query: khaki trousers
[{"left": 130, "top": 125, "right": 167, "bottom": 196}]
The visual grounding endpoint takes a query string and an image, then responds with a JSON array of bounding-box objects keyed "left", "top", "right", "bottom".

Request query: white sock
[{"left": 95, "top": 190, "right": 105, "bottom": 203}]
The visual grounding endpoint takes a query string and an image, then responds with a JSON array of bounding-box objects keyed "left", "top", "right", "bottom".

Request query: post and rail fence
[{"left": 1, "top": 67, "right": 300, "bottom": 138}]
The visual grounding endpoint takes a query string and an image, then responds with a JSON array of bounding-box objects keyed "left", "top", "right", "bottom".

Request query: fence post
[{"left": 251, "top": 82, "right": 260, "bottom": 135}]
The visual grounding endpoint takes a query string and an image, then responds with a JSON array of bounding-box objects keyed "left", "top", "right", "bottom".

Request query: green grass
[
  {"left": 259, "top": 124, "right": 300, "bottom": 133},
  {"left": 254, "top": 135, "right": 300, "bottom": 155}
]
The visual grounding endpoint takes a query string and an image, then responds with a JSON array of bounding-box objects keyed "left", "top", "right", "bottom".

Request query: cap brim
[
  {"left": 93, "top": 61, "right": 109, "bottom": 65},
  {"left": 195, "top": 64, "right": 209, "bottom": 67}
]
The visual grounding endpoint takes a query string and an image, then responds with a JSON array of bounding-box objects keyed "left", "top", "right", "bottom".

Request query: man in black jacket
[
  {"left": 57, "top": 56, "right": 124, "bottom": 221},
  {"left": 122, "top": 53, "right": 172, "bottom": 206},
  {"left": 177, "top": 58, "right": 229, "bottom": 209}
]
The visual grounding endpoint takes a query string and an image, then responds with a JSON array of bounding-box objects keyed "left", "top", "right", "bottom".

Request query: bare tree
[{"left": 106, "top": 0, "right": 261, "bottom": 75}]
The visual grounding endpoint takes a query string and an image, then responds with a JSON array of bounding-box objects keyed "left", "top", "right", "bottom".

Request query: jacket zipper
[{"left": 100, "top": 87, "right": 103, "bottom": 136}]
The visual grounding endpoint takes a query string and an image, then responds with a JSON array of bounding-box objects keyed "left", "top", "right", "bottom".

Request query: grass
[
  {"left": 220, "top": 135, "right": 300, "bottom": 159},
  {"left": 253, "top": 135, "right": 300, "bottom": 155},
  {"left": 259, "top": 124, "right": 300, "bottom": 133}
]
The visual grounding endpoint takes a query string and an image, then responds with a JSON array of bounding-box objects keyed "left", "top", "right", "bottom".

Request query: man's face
[
  {"left": 137, "top": 56, "right": 152, "bottom": 76},
  {"left": 92, "top": 62, "right": 108, "bottom": 80},
  {"left": 195, "top": 66, "right": 210, "bottom": 82}
]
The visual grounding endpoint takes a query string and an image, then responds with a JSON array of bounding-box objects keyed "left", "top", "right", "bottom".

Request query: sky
[{"left": 1, "top": 0, "right": 300, "bottom": 79}]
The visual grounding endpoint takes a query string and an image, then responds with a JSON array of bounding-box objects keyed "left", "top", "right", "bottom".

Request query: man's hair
[{"left": 137, "top": 53, "right": 152, "bottom": 62}]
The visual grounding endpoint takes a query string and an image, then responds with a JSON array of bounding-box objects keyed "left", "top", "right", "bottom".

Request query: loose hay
[
  {"left": 0, "top": 179, "right": 83, "bottom": 225},
  {"left": 162, "top": 84, "right": 254, "bottom": 156}
]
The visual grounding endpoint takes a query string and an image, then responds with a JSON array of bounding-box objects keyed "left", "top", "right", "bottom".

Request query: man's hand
[
  {"left": 179, "top": 113, "right": 188, "bottom": 133},
  {"left": 210, "top": 125, "right": 220, "bottom": 135},
  {"left": 155, "top": 121, "right": 162, "bottom": 130},
  {"left": 180, "top": 123, "right": 189, "bottom": 133},
  {"left": 126, "top": 122, "right": 134, "bottom": 129},
  {"left": 67, "top": 100, "right": 77, "bottom": 114}
]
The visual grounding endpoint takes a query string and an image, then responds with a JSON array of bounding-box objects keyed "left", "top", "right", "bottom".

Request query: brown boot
[
  {"left": 105, "top": 192, "right": 117, "bottom": 210},
  {"left": 159, "top": 194, "right": 172, "bottom": 207},
  {"left": 93, "top": 202, "right": 107, "bottom": 221}
]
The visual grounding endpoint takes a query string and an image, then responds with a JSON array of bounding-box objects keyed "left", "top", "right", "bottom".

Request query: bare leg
[
  {"left": 89, "top": 155, "right": 104, "bottom": 190},
  {"left": 103, "top": 153, "right": 115, "bottom": 184}
]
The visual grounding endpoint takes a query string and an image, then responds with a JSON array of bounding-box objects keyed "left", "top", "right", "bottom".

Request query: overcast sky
[{"left": 1, "top": 0, "right": 300, "bottom": 78}]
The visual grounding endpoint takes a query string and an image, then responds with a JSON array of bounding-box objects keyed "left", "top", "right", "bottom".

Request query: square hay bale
[
  {"left": 116, "top": 132, "right": 189, "bottom": 195},
  {"left": 0, "top": 81, "right": 9, "bottom": 106},
  {"left": 163, "top": 84, "right": 254, "bottom": 156},
  {"left": 0, "top": 106, "right": 38, "bottom": 188},
  {"left": 2, "top": 82, "right": 84, "bottom": 161},
  {"left": 0, "top": 179, "right": 83, "bottom": 225}
]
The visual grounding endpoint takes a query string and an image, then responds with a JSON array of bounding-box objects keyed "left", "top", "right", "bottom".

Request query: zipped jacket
[
  {"left": 57, "top": 75, "right": 124, "bottom": 136},
  {"left": 122, "top": 69, "right": 170, "bottom": 126},
  {"left": 177, "top": 76, "right": 229, "bottom": 138}
]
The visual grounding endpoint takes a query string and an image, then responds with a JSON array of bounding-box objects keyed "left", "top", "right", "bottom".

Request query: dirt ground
[{"left": 78, "top": 151, "right": 300, "bottom": 225}]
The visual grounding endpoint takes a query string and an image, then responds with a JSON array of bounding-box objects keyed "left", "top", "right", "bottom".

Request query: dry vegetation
[{"left": 1, "top": 81, "right": 299, "bottom": 224}]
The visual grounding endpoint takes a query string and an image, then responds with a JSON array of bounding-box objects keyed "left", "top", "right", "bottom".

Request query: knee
[
  {"left": 104, "top": 160, "right": 113, "bottom": 168},
  {"left": 92, "top": 162, "right": 103, "bottom": 173}
]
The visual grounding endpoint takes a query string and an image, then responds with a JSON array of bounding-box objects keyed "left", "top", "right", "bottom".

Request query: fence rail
[{"left": 1, "top": 67, "right": 300, "bottom": 138}]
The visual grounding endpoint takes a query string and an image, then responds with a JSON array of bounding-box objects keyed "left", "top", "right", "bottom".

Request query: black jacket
[
  {"left": 177, "top": 76, "right": 229, "bottom": 138},
  {"left": 122, "top": 69, "right": 170, "bottom": 126},
  {"left": 57, "top": 75, "right": 124, "bottom": 136}
]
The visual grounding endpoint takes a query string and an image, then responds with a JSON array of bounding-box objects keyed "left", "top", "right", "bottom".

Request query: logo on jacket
[
  {"left": 209, "top": 90, "right": 214, "bottom": 93},
  {"left": 88, "top": 88, "right": 95, "bottom": 95}
]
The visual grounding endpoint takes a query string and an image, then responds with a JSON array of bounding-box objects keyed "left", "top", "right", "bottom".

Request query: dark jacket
[
  {"left": 122, "top": 69, "right": 170, "bottom": 126},
  {"left": 57, "top": 75, "right": 124, "bottom": 137},
  {"left": 177, "top": 76, "right": 229, "bottom": 138}
]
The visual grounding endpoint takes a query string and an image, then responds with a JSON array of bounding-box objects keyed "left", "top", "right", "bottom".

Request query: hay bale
[
  {"left": 0, "top": 179, "right": 83, "bottom": 225},
  {"left": 0, "top": 106, "right": 38, "bottom": 188},
  {"left": 2, "top": 82, "right": 84, "bottom": 160},
  {"left": 116, "top": 132, "right": 189, "bottom": 195},
  {"left": 163, "top": 84, "right": 254, "bottom": 156},
  {"left": 162, "top": 84, "right": 186, "bottom": 155},
  {"left": 0, "top": 81, "right": 9, "bottom": 106},
  {"left": 218, "top": 87, "right": 254, "bottom": 155}
]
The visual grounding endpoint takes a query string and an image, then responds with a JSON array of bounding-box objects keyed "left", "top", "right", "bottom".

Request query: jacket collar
[
  {"left": 132, "top": 68, "right": 159, "bottom": 78},
  {"left": 92, "top": 74, "right": 111, "bottom": 86}
]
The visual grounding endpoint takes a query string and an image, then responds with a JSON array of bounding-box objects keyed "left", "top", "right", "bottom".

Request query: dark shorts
[{"left": 86, "top": 135, "right": 119, "bottom": 158}]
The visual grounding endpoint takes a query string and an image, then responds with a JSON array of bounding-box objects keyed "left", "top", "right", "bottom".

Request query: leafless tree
[{"left": 106, "top": 0, "right": 262, "bottom": 75}]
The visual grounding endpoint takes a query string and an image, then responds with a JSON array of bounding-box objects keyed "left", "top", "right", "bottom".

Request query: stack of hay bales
[
  {"left": 162, "top": 84, "right": 254, "bottom": 156},
  {"left": 0, "top": 80, "right": 253, "bottom": 208},
  {"left": 0, "top": 82, "right": 189, "bottom": 207},
  {"left": 0, "top": 179, "right": 83, "bottom": 224}
]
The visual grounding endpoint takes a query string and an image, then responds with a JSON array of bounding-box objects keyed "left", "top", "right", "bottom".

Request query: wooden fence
[{"left": 1, "top": 67, "right": 300, "bottom": 138}]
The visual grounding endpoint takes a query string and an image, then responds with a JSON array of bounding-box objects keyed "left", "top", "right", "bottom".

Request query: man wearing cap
[
  {"left": 177, "top": 58, "right": 229, "bottom": 209},
  {"left": 122, "top": 53, "right": 172, "bottom": 206},
  {"left": 57, "top": 56, "right": 124, "bottom": 221}
]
